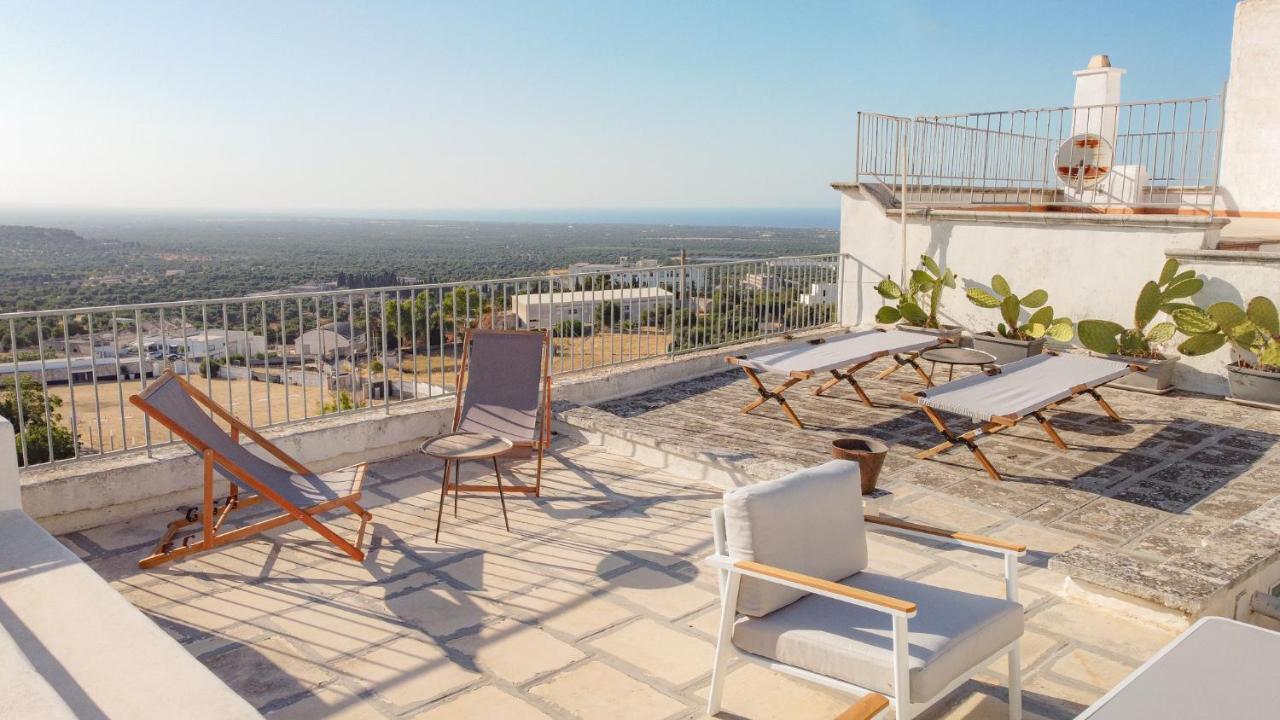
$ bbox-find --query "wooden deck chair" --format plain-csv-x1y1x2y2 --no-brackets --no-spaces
901,352,1141,482
129,371,372,569
725,329,944,429
444,328,552,499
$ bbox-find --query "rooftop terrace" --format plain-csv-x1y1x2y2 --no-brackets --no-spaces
560,360,1280,618
68,439,1178,720
4,252,1278,718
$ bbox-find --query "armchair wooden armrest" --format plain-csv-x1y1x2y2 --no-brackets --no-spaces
834,693,890,720
866,516,1026,555
731,559,917,616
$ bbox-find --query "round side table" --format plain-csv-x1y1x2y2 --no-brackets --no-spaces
421,431,515,542
919,346,998,383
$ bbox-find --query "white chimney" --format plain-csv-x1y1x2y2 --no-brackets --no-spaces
1071,54,1125,146
1065,55,1145,206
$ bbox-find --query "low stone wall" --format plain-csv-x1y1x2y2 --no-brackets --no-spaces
19,336,803,534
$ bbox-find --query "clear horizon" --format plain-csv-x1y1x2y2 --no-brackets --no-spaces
1,1,1235,213
0,204,841,230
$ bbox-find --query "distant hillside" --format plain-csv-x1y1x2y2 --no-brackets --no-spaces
0,216,837,313
0,225,95,249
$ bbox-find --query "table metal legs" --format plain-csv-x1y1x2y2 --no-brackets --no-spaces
435,457,512,542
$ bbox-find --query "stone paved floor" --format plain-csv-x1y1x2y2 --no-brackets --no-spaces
65,440,1177,719
558,358,1280,615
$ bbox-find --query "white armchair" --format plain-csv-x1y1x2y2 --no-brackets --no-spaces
705,460,1026,720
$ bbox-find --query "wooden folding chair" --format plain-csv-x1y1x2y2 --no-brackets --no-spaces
902,352,1139,482
130,371,372,569
725,329,943,429
436,328,552,503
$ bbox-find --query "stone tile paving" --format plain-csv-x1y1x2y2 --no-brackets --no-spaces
557,357,1280,615
68,440,1177,719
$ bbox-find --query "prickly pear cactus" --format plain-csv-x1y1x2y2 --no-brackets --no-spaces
965,274,1073,342
874,255,955,328
1175,295,1280,372
1076,258,1197,359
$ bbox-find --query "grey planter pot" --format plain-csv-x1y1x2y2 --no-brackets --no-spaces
1227,363,1280,409
1106,353,1180,394
970,332,1045,365
897,323,964,342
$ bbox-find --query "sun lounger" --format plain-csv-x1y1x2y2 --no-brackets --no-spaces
902,352,1139,481
130,371,373,568
726,329,945,428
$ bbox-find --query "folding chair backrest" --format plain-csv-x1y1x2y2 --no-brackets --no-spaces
137,374,290,493
455,330,547,443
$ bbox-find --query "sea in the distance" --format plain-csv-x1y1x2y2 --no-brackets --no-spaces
357,207,839,230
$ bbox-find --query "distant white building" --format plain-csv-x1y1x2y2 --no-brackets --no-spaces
294,322,364,358
549,257,707,291
799,282,838,306
511,287,674,330
146,330,265,359
742,273,782,291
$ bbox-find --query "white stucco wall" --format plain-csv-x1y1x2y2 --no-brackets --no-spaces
1217,0,1280,214
835,186,1276,394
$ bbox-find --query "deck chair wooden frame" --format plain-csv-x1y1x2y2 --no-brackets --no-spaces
130,371,372,569
902,352,1141,482
726,329,942,430
445,328,553,498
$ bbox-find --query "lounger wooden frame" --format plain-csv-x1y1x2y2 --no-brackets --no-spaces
726,329,943,430
130,371,372,569
445,328,553,498
902,353,1143,482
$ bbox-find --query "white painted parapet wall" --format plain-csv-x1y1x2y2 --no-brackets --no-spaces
0,422,264,719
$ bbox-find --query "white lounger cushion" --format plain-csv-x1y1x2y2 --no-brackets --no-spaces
733,570,1023,703
917,353,1130,422
732,329,939,376
722,460,868,617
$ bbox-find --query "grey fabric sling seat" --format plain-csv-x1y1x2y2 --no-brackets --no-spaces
725,328,944,429
902,352,1139,481
705,461,1027,720
130,371,372,569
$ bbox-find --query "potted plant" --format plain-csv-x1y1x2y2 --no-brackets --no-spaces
1075,258,1200,394
1173,295,1280,408
873,255,962,340
831,436,889,494
964,275,1074,364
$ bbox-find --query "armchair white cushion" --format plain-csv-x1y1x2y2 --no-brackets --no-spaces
723,459,868,616
733,570,1022,702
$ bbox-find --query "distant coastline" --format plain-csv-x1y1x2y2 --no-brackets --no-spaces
387,208,840,230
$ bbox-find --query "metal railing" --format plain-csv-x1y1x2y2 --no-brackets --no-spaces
1,254,841,468
857,95,1222,214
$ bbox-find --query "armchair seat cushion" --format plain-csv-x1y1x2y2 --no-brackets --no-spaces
732,571,1023,703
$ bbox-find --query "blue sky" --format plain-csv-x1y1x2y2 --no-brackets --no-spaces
0,1,1237,214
